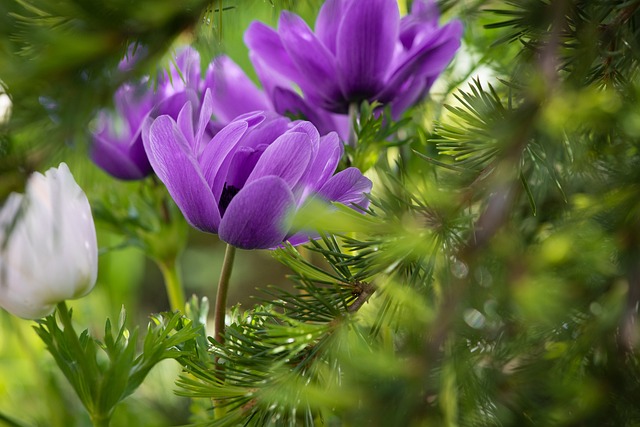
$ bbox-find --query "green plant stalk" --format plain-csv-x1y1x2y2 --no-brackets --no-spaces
157,258,186,312
348,102,359,147
213,244,236,420
214,244,236,344
89,414,111,427
218,0,223,40
56,302,112,427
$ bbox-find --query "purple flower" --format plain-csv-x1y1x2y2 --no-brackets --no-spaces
245,0,462,115
91,83,156,180
91,47,201,180
142,90,372,249
203,55,349,141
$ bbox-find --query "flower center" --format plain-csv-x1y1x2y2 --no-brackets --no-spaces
218,183,240,217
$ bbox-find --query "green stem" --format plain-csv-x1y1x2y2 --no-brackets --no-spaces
218,0,223,41
213,244,236,420
90,415,111,427
348,102,359,147
157,259,186,312
214,244,236,344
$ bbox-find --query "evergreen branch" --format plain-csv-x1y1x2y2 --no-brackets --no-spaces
177,242,385,425
425,0,572,361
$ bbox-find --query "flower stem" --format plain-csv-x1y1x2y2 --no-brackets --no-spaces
214,244,236,344
90,415,111,427
348,102,359,147
157,259,186,312
218,0,223,41
212,244,236,420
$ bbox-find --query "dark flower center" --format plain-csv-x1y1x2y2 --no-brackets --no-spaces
218,183,240,217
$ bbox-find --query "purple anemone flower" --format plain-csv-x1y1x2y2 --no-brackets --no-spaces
91,46,201,180
142,89,372,249
203,55,349,141
245,0,463,115
91,83,155,180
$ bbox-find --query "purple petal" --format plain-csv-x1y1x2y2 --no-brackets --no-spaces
246,131,313,188
199,120,250,199
237,114,291,150
232,110,268,128
91,96,153,180
244,21,302,83
114,83,154,129
177,101,195,149
153,89,199,121
278,12,344,110
157,46,202,96
205,56,271,125
295,132,343,205
271,87,338,137
305,132,343,190
144,115,221,232
287,121,320,153
225,144,268,189
400,0,440,48
218,175,295,249
379,20,462,103
390,75,437,118
315,0,349,55
412,0,440,19
329,113,350,142
336,0,399,102
317,167,372,210
118,44,148,73
196,89,214,147
250,53,294,99
91,131,151,180
284,231,316,247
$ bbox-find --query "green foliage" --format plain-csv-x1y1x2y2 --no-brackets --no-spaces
177,239,380,425
345,101,411,172
4,0,640,426
34,303,200,425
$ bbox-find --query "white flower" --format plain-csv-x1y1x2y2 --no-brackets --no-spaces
0,92,10,124
0,163,98,319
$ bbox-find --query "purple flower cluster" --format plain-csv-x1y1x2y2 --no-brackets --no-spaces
143,90,370,249
245,0,462,116
91,0,461,249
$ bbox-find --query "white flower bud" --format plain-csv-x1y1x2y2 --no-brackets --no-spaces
0,163,98,319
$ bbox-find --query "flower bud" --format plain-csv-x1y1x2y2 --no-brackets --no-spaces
0,163,98,319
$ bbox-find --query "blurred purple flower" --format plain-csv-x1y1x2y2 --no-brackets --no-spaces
203,55,349,140
117,44,148,73
142,90,372,249
91,46,201,180
245,0,462,116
